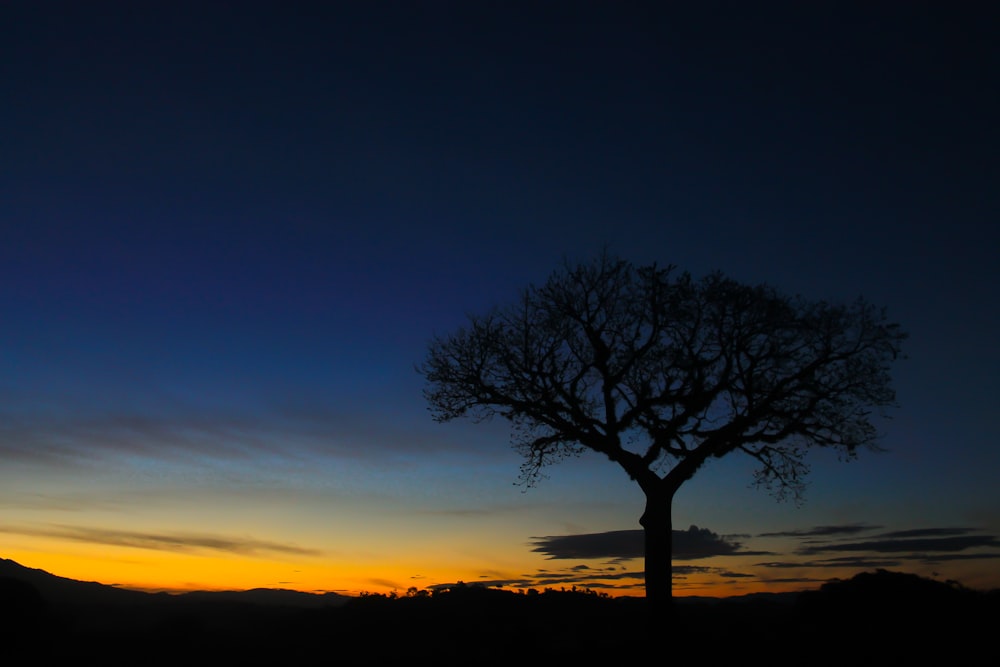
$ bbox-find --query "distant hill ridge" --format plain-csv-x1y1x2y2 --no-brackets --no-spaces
0,557,350,609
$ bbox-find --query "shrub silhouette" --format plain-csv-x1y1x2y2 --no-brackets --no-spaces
798,568,981,616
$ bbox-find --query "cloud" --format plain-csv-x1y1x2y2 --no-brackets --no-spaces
366,578,406,591
513,523,1000,594
0,408,286,468
749,523,1000,585
756,557,904,570
878,527,982,539
0,523,322,557
758,523,879,538
529,525,746,561
716,570,756,579
795,530,1000,555
0,390,464,471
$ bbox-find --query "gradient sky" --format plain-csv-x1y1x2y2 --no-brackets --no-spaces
1,2,998,598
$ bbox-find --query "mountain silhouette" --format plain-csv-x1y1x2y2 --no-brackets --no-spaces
1,558,155,608
0,557,348,610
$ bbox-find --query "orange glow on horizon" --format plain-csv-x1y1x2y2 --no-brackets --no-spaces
5,545,827,600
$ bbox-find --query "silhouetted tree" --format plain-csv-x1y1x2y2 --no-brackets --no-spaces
419,252,906,615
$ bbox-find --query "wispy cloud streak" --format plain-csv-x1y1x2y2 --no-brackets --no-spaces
0,523,322,557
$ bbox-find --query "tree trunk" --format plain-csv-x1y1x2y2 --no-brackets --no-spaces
640,491,674,617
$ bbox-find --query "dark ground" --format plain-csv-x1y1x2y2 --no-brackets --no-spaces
2,569,996,665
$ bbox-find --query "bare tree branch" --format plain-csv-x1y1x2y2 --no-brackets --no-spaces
418,251,907,609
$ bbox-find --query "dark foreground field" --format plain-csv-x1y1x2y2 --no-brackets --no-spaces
2,568,996,665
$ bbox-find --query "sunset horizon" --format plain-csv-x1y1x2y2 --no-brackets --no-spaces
2,0,998,631
7,506,999,601
9,550,992,601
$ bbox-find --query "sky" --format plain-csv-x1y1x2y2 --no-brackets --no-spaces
1,1,998,599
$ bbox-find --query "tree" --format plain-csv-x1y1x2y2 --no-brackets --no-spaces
418,252,906,614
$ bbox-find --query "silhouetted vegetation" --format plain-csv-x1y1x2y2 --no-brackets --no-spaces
420,252,907,612
1,565,994,665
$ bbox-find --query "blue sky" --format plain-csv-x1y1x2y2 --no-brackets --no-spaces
1,1,998,597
